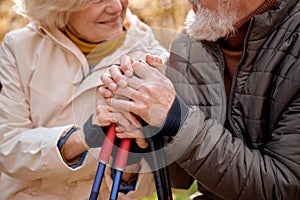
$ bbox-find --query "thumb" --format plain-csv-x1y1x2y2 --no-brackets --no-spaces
120,55,134,77
146,54,165,74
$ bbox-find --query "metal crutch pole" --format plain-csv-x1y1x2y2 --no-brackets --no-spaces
144,123,173,200
109,138,131,200
89,123,117,200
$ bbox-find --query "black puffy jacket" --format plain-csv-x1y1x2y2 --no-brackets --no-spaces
165,0,300,199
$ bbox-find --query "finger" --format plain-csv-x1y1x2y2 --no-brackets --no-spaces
95,111,117,126
117,130,148,149
146,54,163,67
118,129,144,139
95,103,111,118
95,99,118,125
130,61,153,80
96,109,132,128
99,86,113,99
119,55,134,77
107,97,138,116
126,75,144,90
114,113,132,131
101,71,118,91
147,62,168,79
131,61,165,81
114,86,141,103
135,138,148,149
122,112,141,128
134,137,148,149
109,65,128,88
115,125,127,133
96,98,109,106
146,54,165,74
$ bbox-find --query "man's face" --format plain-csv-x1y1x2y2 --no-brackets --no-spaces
185,0,237,41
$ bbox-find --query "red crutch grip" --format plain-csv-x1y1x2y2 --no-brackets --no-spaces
114,138,131,170
99,123,116,164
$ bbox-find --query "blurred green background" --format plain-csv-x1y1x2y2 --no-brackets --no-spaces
0,0,198,199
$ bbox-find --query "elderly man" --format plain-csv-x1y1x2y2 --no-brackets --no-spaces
101,0,300,199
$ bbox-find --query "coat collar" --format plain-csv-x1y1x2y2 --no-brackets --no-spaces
247,0,298,41
28,21,90,78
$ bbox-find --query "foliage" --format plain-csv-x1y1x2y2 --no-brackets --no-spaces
0,0,28,41
0,0,191,41
129,0,190,31
141,181,198,200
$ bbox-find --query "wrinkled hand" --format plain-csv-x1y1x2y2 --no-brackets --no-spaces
94,98,148,149
100,55,176,128
100,54,165,97
94,98,139,128
119,54,165,75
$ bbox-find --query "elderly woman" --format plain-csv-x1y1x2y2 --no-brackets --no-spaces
0,0,168,199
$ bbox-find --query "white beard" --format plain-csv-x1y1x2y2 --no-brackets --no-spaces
184,1,237,42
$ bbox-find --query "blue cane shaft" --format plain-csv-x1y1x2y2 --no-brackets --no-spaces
109,138,131,200
89,124,117,200
89,163,106,200
109,170,123,200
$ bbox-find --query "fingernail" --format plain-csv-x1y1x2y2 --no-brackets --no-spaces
125,70,133,77
116,133,124,138
109,82,117,90
148,55,154,60
118,79,127,88
115,126,122,132
105,90,112,98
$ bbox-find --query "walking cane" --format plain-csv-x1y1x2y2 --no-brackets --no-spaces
109,138,131,200
89,123,117,200
89,123,131,200
143,123,173,200
90,123,173,200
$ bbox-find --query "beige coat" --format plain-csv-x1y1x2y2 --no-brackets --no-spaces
0,11,169,199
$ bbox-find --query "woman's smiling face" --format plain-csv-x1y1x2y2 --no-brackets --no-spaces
67,0,128,43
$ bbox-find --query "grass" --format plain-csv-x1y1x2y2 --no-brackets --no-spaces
141,181,198,200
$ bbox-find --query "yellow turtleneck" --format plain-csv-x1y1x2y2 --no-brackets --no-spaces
63,27,126,67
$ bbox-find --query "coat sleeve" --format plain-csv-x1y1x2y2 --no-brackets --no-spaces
166,94,300,199
164,29,300,199
0,34,78,181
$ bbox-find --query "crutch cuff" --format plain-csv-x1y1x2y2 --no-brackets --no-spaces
83,115,109,148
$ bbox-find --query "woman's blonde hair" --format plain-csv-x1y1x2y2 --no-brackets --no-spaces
13,0,94,28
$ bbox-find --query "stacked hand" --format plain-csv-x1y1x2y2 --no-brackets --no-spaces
86,54,176,160
99,55,176,200
99,54,176,130
93,99,147,149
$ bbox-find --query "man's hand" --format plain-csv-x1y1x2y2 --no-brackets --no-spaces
100,56,176,128
100,54,165,98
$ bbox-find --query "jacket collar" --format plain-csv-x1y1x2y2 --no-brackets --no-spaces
28,22,90,78
247,0,298,41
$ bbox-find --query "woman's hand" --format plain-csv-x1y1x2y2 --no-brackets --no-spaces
101,61,176,128
94,97,148,148
100,54,165,98
94,98,140,128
